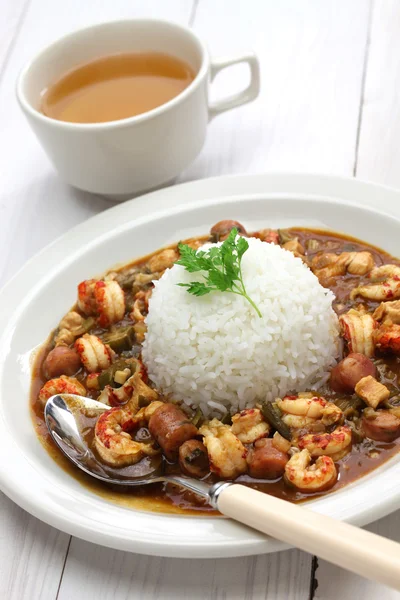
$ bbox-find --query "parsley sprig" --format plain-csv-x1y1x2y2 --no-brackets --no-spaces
176,228,262,317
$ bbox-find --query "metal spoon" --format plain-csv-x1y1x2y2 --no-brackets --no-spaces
45,393,221,502
45,393,400,591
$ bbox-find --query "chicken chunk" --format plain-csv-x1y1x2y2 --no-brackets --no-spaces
355,375,390,409
54,311,85,346
351,280,400,302
282,239,305,258
199,419,247,479
148,249,179,273
351,265,400,302
370,265,400,281
311,251,374,281
346,252,375,275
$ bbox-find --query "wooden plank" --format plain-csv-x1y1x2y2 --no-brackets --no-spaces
316,2,400,597
0,493,70,600
315,512,400,599
0,4,73,600
58,539,312,600
0,4,195,600
180,0,370,182
56,3,367,600
0,0,29,76
181,1,370,598
356,0,400,187
0,1,378,599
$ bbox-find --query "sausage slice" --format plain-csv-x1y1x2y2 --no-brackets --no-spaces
330,353,376,394
148,403,198,461
43,346,81,379
246,438,288,479
179,439,209,478
362,412,400,442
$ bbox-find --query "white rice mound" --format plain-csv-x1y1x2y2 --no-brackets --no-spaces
142,237,339,419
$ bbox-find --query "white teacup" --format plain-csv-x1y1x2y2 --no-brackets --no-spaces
17,19,260,200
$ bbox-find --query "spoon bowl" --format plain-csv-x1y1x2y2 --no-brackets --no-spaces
45,394,213,497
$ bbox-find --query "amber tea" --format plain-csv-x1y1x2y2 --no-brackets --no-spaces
41,52,195,123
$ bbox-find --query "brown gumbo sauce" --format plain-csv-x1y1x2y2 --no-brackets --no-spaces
31,224,400,514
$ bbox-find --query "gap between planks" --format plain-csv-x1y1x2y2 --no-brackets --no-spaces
353,0,374,177
0,0,31,83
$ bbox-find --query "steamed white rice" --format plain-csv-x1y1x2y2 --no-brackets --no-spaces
142,237,339,418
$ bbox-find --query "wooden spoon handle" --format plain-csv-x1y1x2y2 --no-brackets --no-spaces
217,484,400,590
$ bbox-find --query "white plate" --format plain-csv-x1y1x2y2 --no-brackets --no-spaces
1,173,400,558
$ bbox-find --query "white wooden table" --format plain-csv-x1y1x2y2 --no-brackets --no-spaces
1,1,400,598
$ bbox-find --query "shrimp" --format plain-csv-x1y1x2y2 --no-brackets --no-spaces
77,279,125,327
277,395,329,419
75,334,113,373
297,426,352,461
94,281,125,327
321,403,345,426
375,323,400,355
199,418,247,479
77,279,97,314
38,375,86,407
284,449,337,492
94,402,161,467
131,289,152,322
147,248,179,273
231,408,270,443
339,308,376,357
276,394,342,430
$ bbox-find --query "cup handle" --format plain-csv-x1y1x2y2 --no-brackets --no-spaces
208,53,260,120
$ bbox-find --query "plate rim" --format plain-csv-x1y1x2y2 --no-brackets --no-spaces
1,172,400,558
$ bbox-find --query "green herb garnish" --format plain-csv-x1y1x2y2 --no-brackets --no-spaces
176,228,262,317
